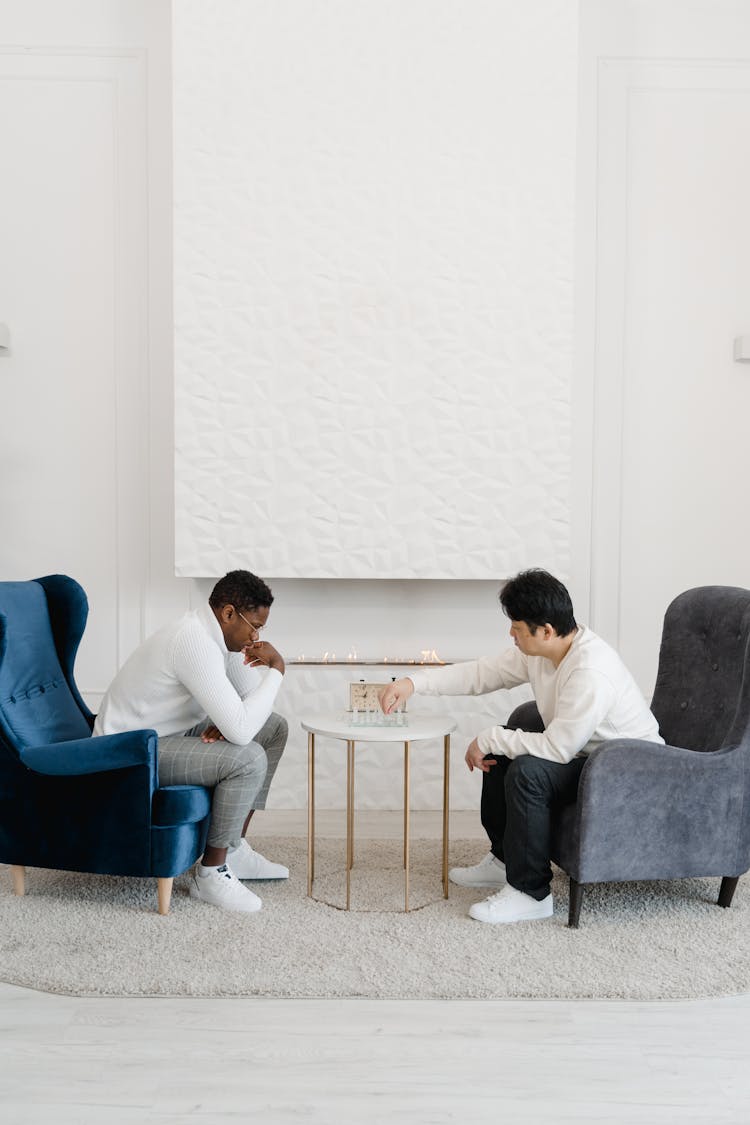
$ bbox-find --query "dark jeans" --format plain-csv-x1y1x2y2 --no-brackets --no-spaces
480,753,586,900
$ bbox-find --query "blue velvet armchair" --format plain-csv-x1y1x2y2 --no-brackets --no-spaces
0,575,211,913
506,585,750,927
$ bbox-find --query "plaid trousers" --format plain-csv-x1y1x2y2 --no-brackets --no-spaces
157,712,288,850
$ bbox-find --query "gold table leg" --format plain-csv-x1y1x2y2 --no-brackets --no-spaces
404,740,410,912
346,739,355,910
307,732,315,895
443,733,450,898
349,741,355,869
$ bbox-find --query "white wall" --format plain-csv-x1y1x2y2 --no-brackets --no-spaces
2,0,749,809
0,3,161,687
578,0,750,691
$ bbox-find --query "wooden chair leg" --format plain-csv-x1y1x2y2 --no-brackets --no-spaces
157,877,174,915
11,865,25,896
718,876,739,908
568,877,584,928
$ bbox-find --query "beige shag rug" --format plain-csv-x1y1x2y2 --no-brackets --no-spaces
1,837,748,1000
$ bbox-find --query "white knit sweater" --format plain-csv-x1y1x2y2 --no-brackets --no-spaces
408,625,663,764
93,603,283,744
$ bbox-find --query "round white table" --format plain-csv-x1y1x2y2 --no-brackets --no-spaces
300,712,457,912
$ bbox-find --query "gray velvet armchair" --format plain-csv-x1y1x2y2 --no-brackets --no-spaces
506,585,750,927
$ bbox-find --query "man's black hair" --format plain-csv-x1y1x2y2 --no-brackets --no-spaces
209,570,274,613
499,569,577,636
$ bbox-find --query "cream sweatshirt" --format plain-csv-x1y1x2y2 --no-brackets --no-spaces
93,603,283,744
408,625,663,764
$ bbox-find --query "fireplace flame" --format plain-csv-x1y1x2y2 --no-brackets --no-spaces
290,647,446,665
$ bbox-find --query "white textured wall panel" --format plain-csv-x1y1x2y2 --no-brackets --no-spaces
174,0,577,578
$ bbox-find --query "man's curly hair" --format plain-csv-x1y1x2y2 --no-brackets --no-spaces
209,570,274,613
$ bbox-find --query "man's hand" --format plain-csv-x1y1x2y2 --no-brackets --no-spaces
379,678,414,714
201,724,225,744
465,738,497,773
242,640,285,674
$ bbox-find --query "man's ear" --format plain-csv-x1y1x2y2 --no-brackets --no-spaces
542,623,556,641
219,604,236,623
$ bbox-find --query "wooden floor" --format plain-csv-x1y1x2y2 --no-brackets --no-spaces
2,811,749,1123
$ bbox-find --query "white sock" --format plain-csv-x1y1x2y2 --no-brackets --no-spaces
198,862,222,877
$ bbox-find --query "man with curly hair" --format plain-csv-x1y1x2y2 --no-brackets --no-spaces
95,570,289,914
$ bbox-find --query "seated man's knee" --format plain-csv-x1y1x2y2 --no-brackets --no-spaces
226,741,268,782
260,712,288,755
506,755,549,792
275,714,288,749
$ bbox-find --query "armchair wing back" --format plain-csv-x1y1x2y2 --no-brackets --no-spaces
651,585,750,753
0,576,93,750
0,576,211,913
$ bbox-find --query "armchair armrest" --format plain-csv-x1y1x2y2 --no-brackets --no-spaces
20,729,158,782
572,738,746,882
581,737,739,799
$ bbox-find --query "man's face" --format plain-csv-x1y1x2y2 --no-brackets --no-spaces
219,603,270,653
509,619,551,657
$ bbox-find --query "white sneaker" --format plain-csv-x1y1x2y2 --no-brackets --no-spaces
227,839,289,880
469,884,553,925
449,851,507,888
190,864,263,913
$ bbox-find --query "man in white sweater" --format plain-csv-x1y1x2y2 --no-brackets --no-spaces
95,570,289,914
380,569,663,925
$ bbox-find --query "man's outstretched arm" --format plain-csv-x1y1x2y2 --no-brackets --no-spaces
381,650,530,714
